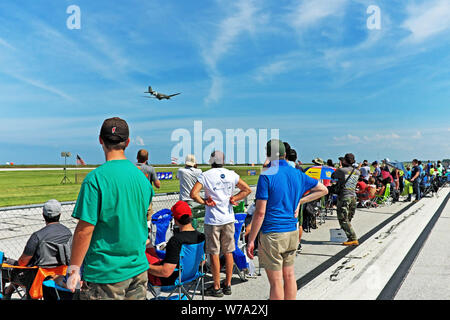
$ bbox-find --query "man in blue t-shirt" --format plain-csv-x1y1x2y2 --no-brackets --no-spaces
246,139,328,300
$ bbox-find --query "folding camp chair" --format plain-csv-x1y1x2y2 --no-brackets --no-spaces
232,213,249,282
148,241,206,300
375,183,392,206
42,279,74,300
150,209,174,259
0,256,67,300
1,240,70,300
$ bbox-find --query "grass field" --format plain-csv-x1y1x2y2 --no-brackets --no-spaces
0,166,261,208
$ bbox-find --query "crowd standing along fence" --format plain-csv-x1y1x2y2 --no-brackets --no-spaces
0,186,257,260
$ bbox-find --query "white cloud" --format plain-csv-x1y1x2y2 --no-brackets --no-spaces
288,0,348,32
254,59,290,82
204,73,223,104
412,131,422,139
402,0,450,43
333,134,362,145
201,0,264,104
134,136,145,146
333,132,401,146
9,74,74,101
203,0,260,70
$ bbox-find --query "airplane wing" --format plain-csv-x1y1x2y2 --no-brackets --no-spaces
168,93,181,98
142,96,158,99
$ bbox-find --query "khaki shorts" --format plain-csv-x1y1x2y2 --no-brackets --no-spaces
258,230,299,271
204,222,235,255
80,270,148,300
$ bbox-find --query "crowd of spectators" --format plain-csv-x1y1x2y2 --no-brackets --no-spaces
1,117,448,301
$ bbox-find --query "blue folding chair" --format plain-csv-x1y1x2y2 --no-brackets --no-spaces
148,241,206,300
42,280,74,300
233,213,249,282
150,209,173,259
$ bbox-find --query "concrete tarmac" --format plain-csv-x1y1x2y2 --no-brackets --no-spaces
2,186,449,300
394,192,450,300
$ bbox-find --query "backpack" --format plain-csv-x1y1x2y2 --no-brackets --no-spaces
302,202,318,232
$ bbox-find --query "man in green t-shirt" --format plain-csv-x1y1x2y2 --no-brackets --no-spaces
67,117,154,300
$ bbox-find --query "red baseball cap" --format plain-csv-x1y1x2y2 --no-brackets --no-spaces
171,201,192,221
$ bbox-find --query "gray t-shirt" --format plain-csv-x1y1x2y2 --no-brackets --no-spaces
332,166,360,199
177,166,202,201
360,166,370,180
23,223,72,267
136,163,158,186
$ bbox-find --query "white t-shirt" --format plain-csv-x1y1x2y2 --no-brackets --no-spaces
177,167,202,201
197,168,240,226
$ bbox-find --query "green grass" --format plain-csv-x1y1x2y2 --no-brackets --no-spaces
0,166,260,208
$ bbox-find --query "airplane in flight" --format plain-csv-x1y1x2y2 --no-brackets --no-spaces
144,86,181,100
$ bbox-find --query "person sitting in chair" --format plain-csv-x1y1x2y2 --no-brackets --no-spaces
2,199,72,299
146,201,205,287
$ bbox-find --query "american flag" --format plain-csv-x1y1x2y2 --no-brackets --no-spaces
171,157,178,165
76,154,86,166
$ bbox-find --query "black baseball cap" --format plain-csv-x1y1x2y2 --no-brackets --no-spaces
100,117,129,143
344,153,355,164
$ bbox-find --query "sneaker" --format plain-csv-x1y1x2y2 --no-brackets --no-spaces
221,282,232,295
342,240,359,246
297,243,302,252
205,285,224,297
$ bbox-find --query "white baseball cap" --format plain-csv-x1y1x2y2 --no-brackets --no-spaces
185,154,197,167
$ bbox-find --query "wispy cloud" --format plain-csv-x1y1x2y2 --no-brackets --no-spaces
333,132,401,146
254,59,290,82
10,74,74,101
0,37,15,50
201,0,265,104
287,0,348,32
402,0,450,43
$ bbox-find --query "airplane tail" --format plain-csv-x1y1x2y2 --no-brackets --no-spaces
145,86,153,93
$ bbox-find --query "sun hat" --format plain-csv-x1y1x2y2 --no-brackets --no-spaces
312,158,325,165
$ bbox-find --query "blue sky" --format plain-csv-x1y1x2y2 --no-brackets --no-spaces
1,0,449,165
